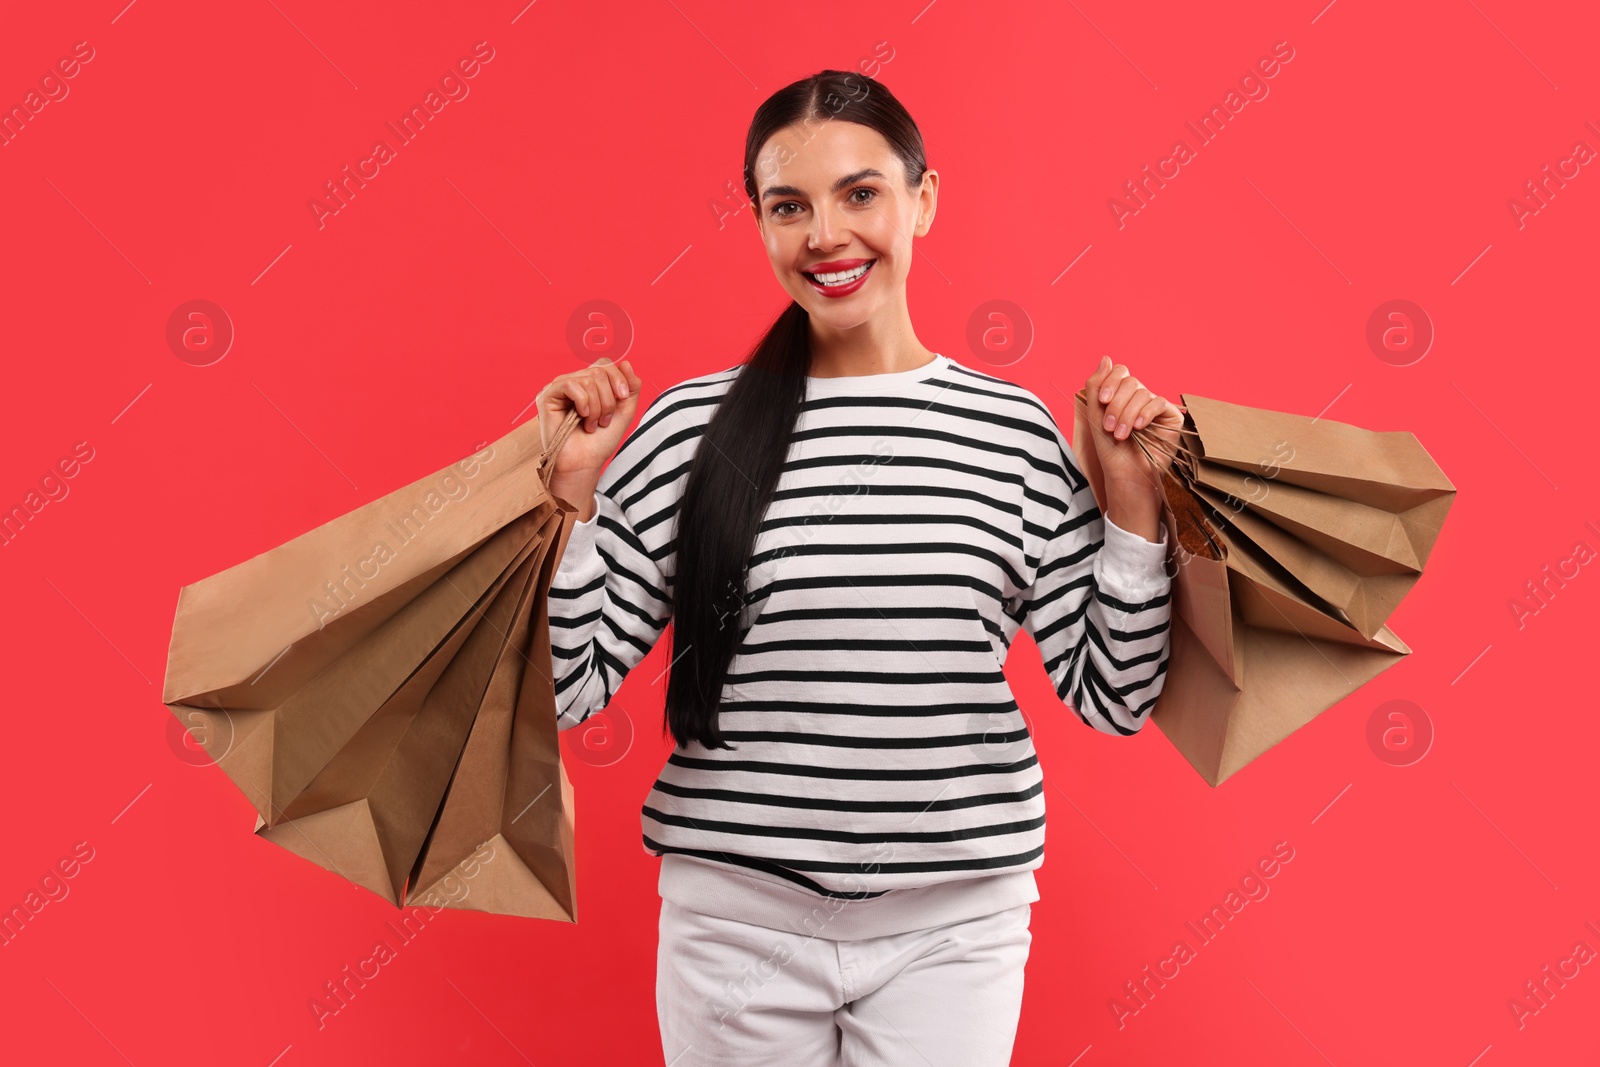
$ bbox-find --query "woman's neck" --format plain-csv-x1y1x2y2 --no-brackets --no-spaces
806,312,936,379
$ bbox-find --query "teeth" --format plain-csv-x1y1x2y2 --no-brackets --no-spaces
808,261,872,286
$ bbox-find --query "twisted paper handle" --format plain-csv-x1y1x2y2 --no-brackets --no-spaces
1071,388,1226,559
1071,387,1201,469
535,408,584,490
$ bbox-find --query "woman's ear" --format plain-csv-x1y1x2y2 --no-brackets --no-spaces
914,169,939,237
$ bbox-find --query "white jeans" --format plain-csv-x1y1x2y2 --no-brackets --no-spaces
656,898,1032,1066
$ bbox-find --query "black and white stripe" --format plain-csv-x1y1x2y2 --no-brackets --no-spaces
547,355,1172,897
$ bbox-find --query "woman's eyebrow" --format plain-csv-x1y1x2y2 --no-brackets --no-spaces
760,168,888,202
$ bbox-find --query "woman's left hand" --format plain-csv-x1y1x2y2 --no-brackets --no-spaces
1086,355,1184,501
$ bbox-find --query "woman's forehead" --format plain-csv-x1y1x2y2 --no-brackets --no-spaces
755,123,898,191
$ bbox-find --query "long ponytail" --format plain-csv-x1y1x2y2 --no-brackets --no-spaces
664,301,810,748
663,69,928,749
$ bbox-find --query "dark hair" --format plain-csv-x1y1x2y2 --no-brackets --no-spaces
662,69,929,749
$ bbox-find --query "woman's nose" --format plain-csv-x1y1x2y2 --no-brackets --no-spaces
808,205,845,249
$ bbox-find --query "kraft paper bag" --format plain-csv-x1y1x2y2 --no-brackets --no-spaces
164,416,557,711
1179,394,1455,640
407,506,578,921
261,514,547,904
1071,390,1452,786
163,409,586,919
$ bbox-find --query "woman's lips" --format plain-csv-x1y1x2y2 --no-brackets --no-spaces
803,259,875,298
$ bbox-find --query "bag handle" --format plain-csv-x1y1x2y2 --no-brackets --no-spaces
535,408,583,489
1071,387,1201,467
1071,388,1226,559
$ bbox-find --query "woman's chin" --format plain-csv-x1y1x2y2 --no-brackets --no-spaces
801,295,878,327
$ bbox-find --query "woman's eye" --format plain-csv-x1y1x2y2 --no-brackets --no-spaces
770,189,874,217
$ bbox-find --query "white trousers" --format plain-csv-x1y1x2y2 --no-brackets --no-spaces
656,898,1032,1066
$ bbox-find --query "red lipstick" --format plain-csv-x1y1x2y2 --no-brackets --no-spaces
802,258,875,299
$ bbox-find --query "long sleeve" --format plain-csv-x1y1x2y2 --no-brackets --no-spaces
546,459,675,733
1020,442,1173,737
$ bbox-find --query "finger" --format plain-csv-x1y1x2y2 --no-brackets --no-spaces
542,381,579,423
595,360,631,401
586,368,618,419
1107,383,1145,438
560,378,587,417
1110,388,1149,439
594,365,623,412
564,379,598,427
1096,360,1127,405
1103,377,1145,433
1129,393,1167,430
582,381,608,432
619,359,642,394
602,364,629,401
542,375,577,406
1088,361,1121,437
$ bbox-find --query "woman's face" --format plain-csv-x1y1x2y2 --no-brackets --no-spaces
751,120,936,330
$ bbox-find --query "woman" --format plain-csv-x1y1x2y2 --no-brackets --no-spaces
535,69,1183,1067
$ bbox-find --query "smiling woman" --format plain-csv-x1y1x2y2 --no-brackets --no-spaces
534,68,1180,1067
745,96,938,379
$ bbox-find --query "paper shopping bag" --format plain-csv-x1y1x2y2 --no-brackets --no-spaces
163,408,587,919
1175,394,1454,640
406,504,579,920
1071,390,1452,786
257,512,550,905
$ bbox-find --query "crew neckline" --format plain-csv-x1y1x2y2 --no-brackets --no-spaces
803,352,951,396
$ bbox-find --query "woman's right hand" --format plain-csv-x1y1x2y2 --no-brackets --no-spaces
537,357,644,479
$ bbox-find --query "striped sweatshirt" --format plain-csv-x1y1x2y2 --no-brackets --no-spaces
547,352,1173,939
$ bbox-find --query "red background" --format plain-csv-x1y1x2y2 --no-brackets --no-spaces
2,1,1596,1064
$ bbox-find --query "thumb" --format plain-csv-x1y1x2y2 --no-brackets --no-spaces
1090,355,1112,406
